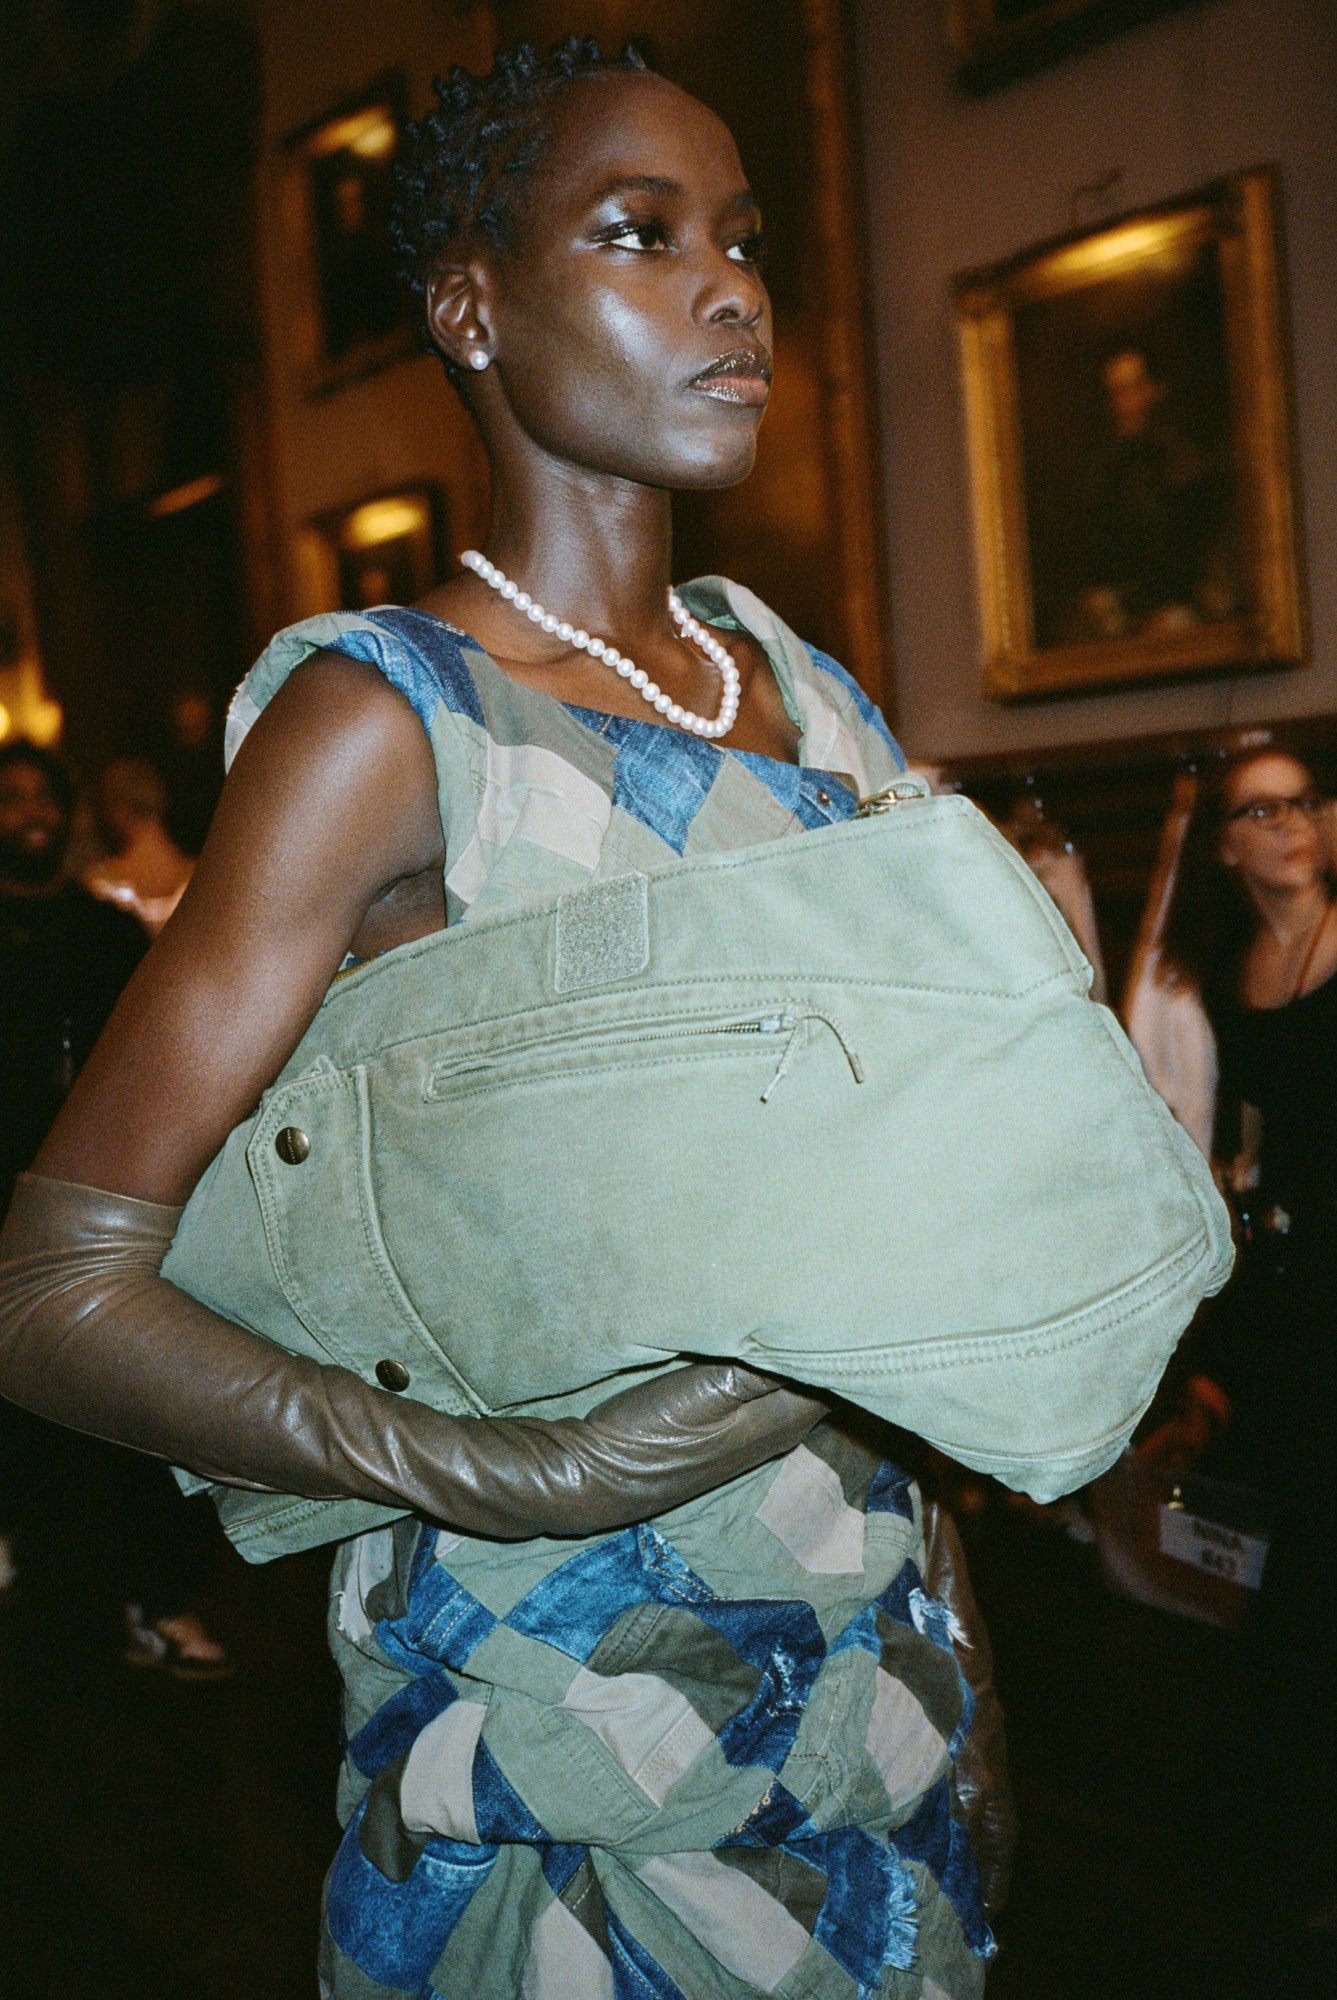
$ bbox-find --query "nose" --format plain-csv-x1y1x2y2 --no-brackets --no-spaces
695,250,767,330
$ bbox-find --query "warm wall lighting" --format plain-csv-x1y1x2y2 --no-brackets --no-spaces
342,495,428,550
309,106,396,161
148,472,226,519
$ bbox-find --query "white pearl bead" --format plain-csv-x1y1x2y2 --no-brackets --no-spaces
629,668,649,690
514,591,532,610
526,603,544,622
572,630,589,649
541,612,558,633
602,648,620,667
500,579,518,600
583,633,600,653
667,703,684,724
653,692,672,713
616,658,635,678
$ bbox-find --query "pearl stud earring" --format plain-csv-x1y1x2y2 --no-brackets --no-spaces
469,348,490,372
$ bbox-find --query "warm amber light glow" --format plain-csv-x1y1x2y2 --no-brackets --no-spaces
309,106,396,161
148,473,226,519
341,496,426,550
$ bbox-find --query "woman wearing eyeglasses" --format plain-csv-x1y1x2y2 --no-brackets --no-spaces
1159,744,1337,1931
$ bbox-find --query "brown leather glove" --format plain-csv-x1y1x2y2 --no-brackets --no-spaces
0,1172,825,1541
923,1499,1017,1917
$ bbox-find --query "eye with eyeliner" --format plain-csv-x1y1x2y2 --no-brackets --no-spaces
728,230,766,266
595,216,672,252
591,218,767,264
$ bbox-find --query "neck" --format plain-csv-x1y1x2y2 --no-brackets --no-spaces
1245,875,1330,945
480,440,675,645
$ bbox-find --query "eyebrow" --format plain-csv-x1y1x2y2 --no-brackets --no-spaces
589,173,760,214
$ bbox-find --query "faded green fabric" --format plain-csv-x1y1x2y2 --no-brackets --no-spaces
164,583,1231,1560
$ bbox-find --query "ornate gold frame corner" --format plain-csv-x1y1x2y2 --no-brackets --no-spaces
954,166,1307,703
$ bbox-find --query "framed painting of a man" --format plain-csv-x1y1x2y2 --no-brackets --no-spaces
285,78,418,395
955,166,1305,700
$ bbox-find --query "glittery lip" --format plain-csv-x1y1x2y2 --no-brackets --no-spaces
687,346,772,405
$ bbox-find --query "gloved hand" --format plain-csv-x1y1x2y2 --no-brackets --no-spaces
923,1498,1017,1917
0,1172,826,1540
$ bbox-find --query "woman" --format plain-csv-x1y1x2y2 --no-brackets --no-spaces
0,42,996,1997
1159,744,1337,1920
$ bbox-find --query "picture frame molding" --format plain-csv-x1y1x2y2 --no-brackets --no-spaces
283,72,418,399
954,165,1306,702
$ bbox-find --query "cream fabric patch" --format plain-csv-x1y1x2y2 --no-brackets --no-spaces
521,1894,616,2000
755,1445,867,1575
865,1667,948,1815
635,1851,812,1992
334,1525,396,1644
561,1664,715,1806
399,1699,488,1841
447,738,612,908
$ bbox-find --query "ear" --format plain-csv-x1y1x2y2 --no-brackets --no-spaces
425,261,495,372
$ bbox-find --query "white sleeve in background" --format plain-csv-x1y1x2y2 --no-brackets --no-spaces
1125,952,1217,1158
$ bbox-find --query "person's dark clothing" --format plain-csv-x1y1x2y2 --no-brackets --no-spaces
0,879,217,1630
0,882,146,1207
1205,970,1337,1910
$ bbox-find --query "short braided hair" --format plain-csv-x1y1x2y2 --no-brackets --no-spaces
392,36,652,383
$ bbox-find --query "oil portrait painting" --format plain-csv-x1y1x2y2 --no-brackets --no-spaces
955,167,1305,699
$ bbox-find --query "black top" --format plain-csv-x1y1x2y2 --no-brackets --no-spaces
0,884,146,1204
1216,965,1337,1214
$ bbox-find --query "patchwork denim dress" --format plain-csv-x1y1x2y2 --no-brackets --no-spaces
227,580,993,2000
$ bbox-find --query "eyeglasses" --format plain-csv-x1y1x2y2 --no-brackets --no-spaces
1224,791,1327,826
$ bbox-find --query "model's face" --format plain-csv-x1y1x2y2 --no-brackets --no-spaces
0,761,68,884
1218,753,1328,894
476,74,772,490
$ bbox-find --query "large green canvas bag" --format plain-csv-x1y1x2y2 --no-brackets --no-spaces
164,777,1232,1552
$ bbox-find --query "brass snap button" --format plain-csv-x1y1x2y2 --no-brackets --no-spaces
376,1359,411,1393
275,1126,310,1165
815,787,832,808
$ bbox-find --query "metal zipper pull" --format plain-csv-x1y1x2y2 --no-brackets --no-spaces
855,777,931,817
761,1008,865,1103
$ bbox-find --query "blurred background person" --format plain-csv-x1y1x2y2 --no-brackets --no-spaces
0,738,226,1673
1123,766,1219,1157
85,755,194,935
1155,744,1337,1927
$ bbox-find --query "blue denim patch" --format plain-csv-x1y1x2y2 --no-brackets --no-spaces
325,1797,498,1989
353,607,488,729
804,1825,919,1986
802,646,905,766
472,1738,549,1844
894,1777,995,1958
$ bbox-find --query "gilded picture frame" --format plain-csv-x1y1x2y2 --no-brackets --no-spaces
284,77,418,396
954,166,1305,702
293,485,447,618
951,0,1198,95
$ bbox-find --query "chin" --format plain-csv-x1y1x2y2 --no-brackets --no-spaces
665,438,761,493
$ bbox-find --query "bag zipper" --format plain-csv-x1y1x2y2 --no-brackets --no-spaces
855,779,930,817
425,1006,864,1102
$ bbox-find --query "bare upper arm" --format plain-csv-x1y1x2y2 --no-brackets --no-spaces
36,651,444,1205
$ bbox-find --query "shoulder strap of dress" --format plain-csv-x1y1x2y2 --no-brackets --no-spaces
224,608,491,770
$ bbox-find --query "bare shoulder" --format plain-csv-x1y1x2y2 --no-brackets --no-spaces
37,647,444,1204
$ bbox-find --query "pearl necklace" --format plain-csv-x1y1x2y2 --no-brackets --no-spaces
460,549,740,740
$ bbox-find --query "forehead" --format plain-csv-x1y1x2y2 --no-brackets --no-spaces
536,73,749,210
1223,752,1313,804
